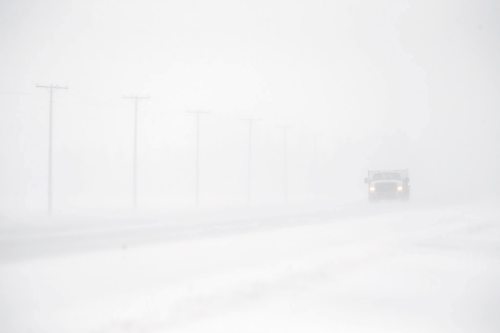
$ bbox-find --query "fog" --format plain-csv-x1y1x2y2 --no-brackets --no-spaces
1,0,498,215
1,1,500,332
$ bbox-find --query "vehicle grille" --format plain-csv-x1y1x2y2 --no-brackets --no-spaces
375,183,397,192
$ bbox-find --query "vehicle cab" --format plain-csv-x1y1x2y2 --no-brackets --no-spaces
365,170,410,201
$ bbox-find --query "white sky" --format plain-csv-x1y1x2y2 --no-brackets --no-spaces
0,0,499,214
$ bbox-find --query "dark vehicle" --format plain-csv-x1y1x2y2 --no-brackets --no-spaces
364,170,410,201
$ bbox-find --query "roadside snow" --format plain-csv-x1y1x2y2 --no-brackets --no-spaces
1,200,499,333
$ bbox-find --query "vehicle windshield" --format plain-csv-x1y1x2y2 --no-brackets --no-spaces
373,172,401,180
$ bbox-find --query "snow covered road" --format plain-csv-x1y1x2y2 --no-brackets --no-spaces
1,200,500,333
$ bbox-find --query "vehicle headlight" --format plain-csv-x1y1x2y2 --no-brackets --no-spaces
397,185,403,191
369,186,375,192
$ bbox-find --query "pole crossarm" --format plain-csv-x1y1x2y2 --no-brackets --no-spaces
122,95,149,101
185,110,210,115
36,85,68,90
241,117,261,123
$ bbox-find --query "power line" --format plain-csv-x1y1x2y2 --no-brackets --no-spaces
0,91,31,96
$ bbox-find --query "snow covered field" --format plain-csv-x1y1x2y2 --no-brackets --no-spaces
1,199,500,333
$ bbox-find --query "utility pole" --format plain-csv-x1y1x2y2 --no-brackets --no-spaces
311,134,319,199
36,84,68,216
242,118,260,203
186,111,209,207
278,126,289,202
123,95,149,209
